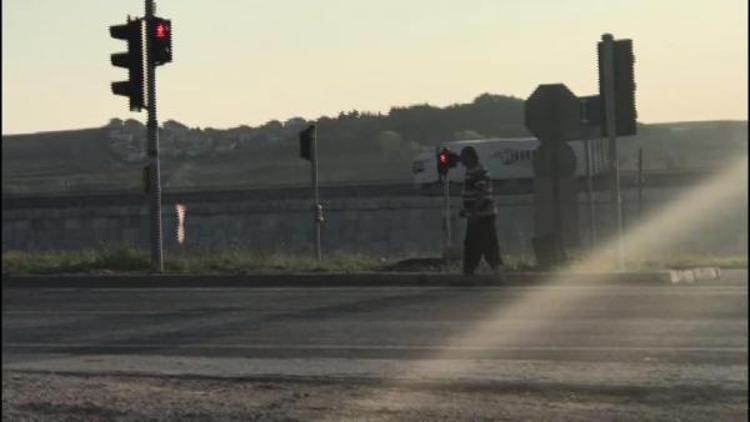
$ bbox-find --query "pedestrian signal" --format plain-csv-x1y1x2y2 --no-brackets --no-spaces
436,148,460,176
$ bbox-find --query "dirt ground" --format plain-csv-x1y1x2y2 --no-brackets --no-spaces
2,371,746,421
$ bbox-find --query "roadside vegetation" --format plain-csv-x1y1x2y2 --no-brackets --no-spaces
1,246,381,275
1,245,745,275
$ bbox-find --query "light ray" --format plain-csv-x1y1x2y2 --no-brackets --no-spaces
331,154,747,416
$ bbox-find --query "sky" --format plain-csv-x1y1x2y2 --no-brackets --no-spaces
2,0,747,134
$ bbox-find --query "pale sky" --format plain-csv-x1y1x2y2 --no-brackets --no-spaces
2,0,747,134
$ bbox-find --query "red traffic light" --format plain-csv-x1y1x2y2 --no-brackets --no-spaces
155,22,169,39
436,148,459,175
150,17,172,66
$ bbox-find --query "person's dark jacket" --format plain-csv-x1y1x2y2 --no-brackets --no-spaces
462,164,496,218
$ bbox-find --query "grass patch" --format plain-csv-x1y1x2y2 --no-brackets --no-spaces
1,245,382,275
2,246,745,275
1,246,149,274
164,249,382,274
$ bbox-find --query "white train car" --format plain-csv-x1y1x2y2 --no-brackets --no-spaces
411,137,608,187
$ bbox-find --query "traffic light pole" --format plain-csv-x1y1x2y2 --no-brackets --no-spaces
311,126,322,261
551,143,564,262
601,33,625,269
584,138,597,247
443,173,452,256
146,0,164,272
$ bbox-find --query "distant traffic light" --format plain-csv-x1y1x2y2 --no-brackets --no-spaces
597,38,637,136
299,124,315,161
580,95,603,127
110,18,144,111
150,17,172,66
436,148,460,176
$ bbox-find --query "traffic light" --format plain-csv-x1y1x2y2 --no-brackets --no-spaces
436,148,460,176
150,17,172,66
580,95,603,127
110,18,144,111
597,38,637,136
299,124,315,161
612,39,636,135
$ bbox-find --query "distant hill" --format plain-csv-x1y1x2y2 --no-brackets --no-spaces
616,120,747,171
2,93,747,194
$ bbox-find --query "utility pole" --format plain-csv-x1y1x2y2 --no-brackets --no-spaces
601,33,625,269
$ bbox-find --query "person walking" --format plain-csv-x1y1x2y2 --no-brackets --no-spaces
458,146,504,275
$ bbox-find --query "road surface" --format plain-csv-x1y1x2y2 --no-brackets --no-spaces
2,270,747,421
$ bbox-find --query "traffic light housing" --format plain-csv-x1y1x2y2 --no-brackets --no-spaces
436,148,460,176
580,95,603,127
299,124,315,161
597,38,637,136
150,17,172,66
110,18,144,111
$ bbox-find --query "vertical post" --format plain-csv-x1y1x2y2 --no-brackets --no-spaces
311,125,322,261
551,143,563,261
637,147,643,221
601,33,624,270
145,0,163,272
443,173,452,256
584,139,597,247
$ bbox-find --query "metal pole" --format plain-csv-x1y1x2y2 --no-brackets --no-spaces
443,173,452,255
311,125,322,261
145,0,163,272
584,138,597,247
637,147,643,221
601,33,624,270
551,143,563,263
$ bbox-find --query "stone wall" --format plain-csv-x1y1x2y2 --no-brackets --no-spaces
2,186,747,259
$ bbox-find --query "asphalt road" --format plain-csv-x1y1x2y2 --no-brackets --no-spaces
2,270,748,420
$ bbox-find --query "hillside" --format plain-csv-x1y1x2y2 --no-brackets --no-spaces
2,93,747,194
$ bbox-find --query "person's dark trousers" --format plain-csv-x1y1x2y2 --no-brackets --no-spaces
463,215,503,275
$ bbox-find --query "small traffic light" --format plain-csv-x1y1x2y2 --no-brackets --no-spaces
580,95,603,127
299,124,315,161
436,148,460,176
110,18,144,111
150,17,172,66
597,38,637,136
